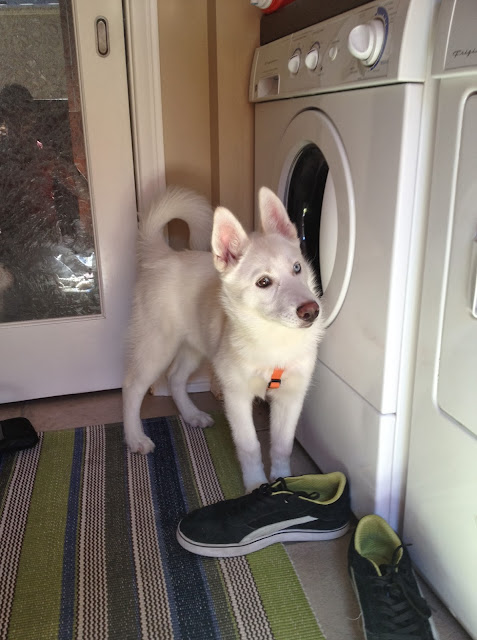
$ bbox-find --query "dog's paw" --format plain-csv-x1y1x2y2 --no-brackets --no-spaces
244,480,265,493
126,434,155,455
243,471,268,493
270,462,291,481
183,410,214,429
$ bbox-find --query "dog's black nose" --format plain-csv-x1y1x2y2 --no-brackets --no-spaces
296,301,319,324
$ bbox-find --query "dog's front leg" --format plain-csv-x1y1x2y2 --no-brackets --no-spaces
269,386,308,481
222,388,267,493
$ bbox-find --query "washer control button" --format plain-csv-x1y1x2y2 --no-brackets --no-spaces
305,44,320,70
329,45,338,61
288,49,301,74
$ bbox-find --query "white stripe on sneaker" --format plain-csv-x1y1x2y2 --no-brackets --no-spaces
176,522,350,557
241,515,317,543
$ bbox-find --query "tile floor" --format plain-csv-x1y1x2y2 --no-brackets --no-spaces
0,390,472,640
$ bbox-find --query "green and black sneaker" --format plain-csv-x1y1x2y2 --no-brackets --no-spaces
176,472,351,557
348,514,436,640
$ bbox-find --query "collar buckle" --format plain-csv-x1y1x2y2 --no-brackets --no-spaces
268,368,284,389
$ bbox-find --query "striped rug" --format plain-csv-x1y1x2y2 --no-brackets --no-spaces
0,413,325,640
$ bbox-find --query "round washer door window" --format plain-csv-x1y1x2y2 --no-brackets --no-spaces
275,109,355,327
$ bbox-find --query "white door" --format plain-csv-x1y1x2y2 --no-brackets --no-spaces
0,0,138,402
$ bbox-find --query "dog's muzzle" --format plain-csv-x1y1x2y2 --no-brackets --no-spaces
296,301,319,326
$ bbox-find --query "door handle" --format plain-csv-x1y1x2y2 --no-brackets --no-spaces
96,17,109,57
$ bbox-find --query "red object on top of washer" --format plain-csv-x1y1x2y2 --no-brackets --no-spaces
251,0,296,15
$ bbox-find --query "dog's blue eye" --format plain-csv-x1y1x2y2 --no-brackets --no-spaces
293,262,301,274
256,276,272,288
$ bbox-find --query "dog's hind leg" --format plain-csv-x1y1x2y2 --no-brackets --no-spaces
167,345,214,428
123,338,176,454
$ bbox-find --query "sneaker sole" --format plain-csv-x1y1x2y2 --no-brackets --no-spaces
177,521,350,557
349,567,370,640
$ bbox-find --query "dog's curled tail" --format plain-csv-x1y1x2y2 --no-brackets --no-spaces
138,186,213,257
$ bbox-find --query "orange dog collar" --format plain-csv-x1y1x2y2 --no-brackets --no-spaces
268,368,284,389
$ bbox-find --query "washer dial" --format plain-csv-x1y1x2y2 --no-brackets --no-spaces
348,18,385,67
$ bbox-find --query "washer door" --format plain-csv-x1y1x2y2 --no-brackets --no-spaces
275,109,355,327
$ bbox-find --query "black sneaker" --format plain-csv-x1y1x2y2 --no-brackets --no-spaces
348,514,436,640
176,472,350,557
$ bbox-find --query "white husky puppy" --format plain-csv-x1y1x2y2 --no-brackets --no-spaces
123,186,325,491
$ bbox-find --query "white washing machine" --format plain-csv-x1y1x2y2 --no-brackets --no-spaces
403,0,477,636
251,0,439,525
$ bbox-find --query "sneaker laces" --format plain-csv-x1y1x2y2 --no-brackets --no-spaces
224,479,318,517
371,546,432,640
222,482,277,517
272,478,321,500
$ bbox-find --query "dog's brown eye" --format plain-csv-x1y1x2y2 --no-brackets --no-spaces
293,262,301,274
256,276,272,288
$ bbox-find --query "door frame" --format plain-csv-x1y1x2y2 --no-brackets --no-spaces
123,2,212,395
124,0,166,213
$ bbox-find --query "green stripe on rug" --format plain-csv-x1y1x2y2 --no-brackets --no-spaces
205,412,244,499
8,430,75,639
247,549,325,640
205,412,325,640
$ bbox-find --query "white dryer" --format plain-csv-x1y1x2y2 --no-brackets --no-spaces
403,0,477,636
251,0,438,525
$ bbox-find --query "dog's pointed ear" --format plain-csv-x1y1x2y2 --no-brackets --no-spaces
212,206,248,272
259,187,297,241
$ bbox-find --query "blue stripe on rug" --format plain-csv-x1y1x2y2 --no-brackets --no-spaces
168,417,193,515
58,428,84,640
142,418,181,636
144,417,221,640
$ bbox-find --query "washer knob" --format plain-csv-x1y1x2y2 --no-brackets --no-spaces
305,45,320,70
288,50,301,74
348,18,385,66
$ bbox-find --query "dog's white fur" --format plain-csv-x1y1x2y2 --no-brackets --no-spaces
122,186,325,491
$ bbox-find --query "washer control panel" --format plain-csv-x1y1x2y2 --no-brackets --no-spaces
250,0,437,101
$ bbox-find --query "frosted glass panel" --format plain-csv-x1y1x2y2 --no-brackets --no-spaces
0,1,100,322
